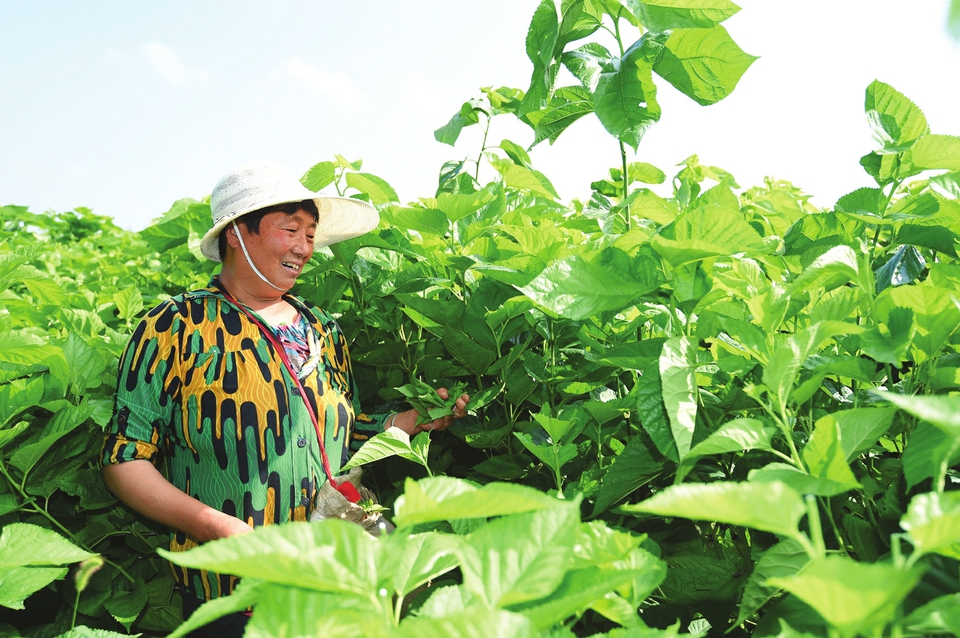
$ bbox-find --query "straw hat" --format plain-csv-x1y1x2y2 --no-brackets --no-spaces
201,161,380,262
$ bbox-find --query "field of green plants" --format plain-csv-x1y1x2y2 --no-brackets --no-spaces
2,1,960,637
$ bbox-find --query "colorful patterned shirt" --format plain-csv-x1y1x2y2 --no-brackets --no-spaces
101,279,388,601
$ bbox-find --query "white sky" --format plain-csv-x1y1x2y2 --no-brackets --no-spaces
2,1,958,231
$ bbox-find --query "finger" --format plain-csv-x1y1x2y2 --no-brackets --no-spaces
436,387,449,400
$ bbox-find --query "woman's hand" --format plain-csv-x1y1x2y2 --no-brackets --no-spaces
390,387,470,436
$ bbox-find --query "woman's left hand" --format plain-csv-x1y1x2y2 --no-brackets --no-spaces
391,387,470,436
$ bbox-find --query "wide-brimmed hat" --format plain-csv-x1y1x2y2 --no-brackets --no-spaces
200,161,380,262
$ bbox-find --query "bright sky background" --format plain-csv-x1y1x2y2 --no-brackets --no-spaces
2,1,959,231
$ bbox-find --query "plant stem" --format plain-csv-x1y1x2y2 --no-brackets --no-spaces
620,141,630,231
805,494,826,559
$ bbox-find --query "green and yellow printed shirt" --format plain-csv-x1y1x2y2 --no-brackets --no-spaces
101,279,387,601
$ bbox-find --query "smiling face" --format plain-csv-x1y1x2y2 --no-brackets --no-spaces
231,208,317,292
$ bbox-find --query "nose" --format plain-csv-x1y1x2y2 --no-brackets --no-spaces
292,231,312,257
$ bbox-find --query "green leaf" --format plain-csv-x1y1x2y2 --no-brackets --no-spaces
735,538,809,626
399,609,536,638
620,480,806,539
345,172,398,205
393,478,564,528
659,336,697,461
900,491,960,559
434,102,481,146
651,201,767,267
859,306,915,366
749,462,854,497
895,224,960,257
386,206,449,236
561,42,611,92
593,37,662,150
531,90,595,147
0,375,44,431
103,579,148,631
787,244,861,295
244,585,379,638
0,523,95,568
0,523,95,610
591,434,665,515
340,428,431,473
876,284,960,359
903,593,960,637
628,161,666,184
873,390,960,439
515,431,578,474
636,362,678,461
766,556,926,638
9,402,96,478
378,532,461,598
903,422,960,490
653,25,757,105
459,501,579,607
301,161,337,191
519,253,654,321
490,159,559,200
864,80,929,153
875,245,925,294
511,559,662,630
166,579,266,638
911,134,960,170
159,519,379,595
801,413,862,493
763,323,843,417
625,0,741,31
677,417,776,482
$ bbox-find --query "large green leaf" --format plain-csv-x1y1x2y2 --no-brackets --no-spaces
749,462,856,498
620,481,806,539
561,42,611,92
859,306,916,366
651,201,767,267
345,172,398,205
9,401,96,479
735,538,809,626
459,501,579,607
378,532,461,598
591,434,665,515
766,556,926,638
625,0,741,31
244,585,380,638
0,375,44,431
635,363,677,461
677,417,776,482
875,245,925,294
393,478,563,528
653,25,757,105
593,37,662,150
800,413,861,493
519,252,654,321
864,80,929,153
911,134,960,170
398,609,536,638
159,519,379,596
659,336,697,461
491,159,559,200
340,428,430,473
873,391,960,439
902,422,960,491
301,161,337,191
900,491,960,560
903,593,960,637
511,557,662,630
531,86,595,147
0,523,95,610
876,284,960,360
514,431,578,475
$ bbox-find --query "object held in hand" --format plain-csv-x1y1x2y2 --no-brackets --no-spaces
309,467,395,537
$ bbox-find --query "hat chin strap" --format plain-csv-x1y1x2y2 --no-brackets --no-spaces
231,221,285,291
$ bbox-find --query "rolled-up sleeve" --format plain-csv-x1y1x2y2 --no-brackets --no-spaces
101,303,178,466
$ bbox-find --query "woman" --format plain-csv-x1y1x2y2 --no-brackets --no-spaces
101,161,468,636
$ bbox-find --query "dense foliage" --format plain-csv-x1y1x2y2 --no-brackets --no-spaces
2,1,960,637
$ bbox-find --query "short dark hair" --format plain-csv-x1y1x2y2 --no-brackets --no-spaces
218,199,320,259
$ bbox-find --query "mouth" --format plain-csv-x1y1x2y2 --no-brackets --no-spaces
280,261,302,274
